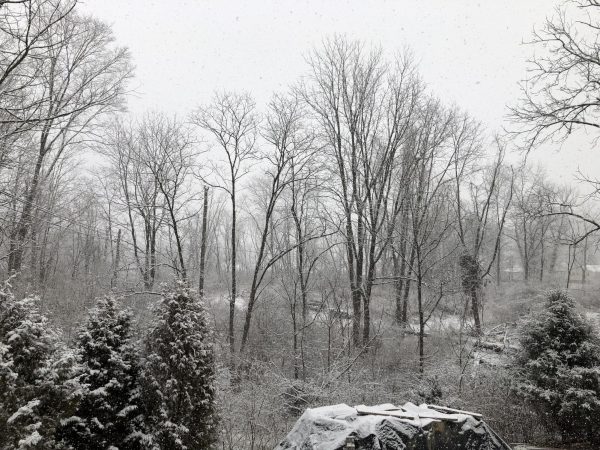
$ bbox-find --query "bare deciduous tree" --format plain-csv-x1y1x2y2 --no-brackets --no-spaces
137,114,196,281
405,97,456,372
240,94,317,353
301,36,422,346
7,12,132,275
454,131,514,334
192,91,259,353
511,1,600,149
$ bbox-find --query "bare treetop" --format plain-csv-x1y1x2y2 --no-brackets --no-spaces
510,0,600,149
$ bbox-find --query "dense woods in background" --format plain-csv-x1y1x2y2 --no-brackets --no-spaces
2,0,600,448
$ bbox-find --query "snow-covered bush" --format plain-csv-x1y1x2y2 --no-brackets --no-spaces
515,290,600,444
56,296,145,449
0,283,78,449
141,281,218,449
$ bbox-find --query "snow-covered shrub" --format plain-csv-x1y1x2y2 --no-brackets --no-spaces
0,283,77,449
417,375,443,404
141,281,218,449
56,296,145,449
514,290,600,444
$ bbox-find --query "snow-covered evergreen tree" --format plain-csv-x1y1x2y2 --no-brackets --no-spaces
0,283,77,449
515,290,600,444
141,281,218,449
57,296,145,449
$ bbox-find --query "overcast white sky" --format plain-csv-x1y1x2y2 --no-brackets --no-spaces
78,0,599,184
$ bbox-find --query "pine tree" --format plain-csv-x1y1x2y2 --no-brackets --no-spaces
141,281,218,449
57,296,145,449
515,290,600,444
0,283,76,449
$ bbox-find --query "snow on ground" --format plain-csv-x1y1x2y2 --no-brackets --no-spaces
205,295,248,311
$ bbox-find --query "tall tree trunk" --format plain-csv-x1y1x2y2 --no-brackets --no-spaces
470,286,481,335
582,237,587,284
567,244,576,289
8,152,44,275
240,208,272,353
344,208,360,347
125,192,148,288
229,188,237,354
149,225,157,289
394,211,410,324
291,193,308,379
523,220,529,281
144,222,151,284
393,253,404,324
496,243,501,286
39,225,50,285
363,235,377,345
292,305,299,380
354,211,365,347
401,243,416,324
198,186,209,297
417,268,425,374
111,229,121,288
166,198,186,281
30,213,38,285
539,241,544,282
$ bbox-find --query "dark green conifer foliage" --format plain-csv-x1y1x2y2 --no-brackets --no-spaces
57,296,144,449
516,290,600,444
142,282,218,449
0,284,76,449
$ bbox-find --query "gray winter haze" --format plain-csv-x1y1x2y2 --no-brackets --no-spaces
2,0,600,449
78,0,598,183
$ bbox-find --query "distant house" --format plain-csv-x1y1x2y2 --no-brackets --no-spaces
585,264,600,273
502,266,523,281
